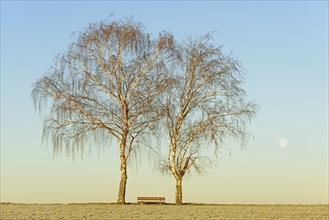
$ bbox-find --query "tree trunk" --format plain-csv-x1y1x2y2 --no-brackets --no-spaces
117,141,127,204
175,176,183,205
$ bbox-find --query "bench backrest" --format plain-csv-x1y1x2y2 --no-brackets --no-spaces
137,197,165,201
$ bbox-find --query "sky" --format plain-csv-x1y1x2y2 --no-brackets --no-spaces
1,1,328,204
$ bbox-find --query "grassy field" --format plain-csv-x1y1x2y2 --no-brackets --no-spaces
1,203,328,220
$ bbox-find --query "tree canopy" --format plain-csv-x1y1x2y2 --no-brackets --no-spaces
158,34,258,204
32,17,175,204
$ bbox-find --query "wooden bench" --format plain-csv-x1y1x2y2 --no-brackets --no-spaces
137,196,165,204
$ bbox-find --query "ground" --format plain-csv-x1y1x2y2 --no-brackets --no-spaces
1,203,328,220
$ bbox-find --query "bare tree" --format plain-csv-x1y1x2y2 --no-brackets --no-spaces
32,17,174,204
158,34,258,205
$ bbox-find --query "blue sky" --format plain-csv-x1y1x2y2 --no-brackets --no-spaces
1,1,328,204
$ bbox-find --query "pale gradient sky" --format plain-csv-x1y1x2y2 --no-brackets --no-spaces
1,1,328,204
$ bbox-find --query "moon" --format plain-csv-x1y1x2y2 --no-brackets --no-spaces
279,138,289,148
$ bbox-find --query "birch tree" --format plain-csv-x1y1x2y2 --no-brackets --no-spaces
159,34,258,205
32,18,174,204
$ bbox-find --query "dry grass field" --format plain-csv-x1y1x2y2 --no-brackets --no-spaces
1,203,328,220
